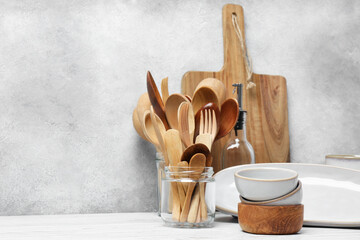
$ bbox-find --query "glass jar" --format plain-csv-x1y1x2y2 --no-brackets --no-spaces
161,166,215,228
155,152,165,216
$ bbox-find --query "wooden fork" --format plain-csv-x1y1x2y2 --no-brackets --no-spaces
195,109,217,151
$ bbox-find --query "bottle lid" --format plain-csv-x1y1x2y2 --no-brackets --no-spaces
232,83,246,130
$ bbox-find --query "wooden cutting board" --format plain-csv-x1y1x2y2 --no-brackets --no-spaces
181,4,290,173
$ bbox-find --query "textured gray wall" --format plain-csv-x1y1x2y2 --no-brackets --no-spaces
0,0,359,215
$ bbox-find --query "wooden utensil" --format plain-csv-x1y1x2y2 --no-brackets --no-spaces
177,161,189,192
181,4,289,172
132,108,148,141
195,109,218,221
161,77,169,104
175,162,186,213
147,71,170,130
164,129,183,221
187,184,200,223
178,102,195,148
164,129,183,166
180,143,212,167
195,109,217,151
194,78,226,107
238,203,304,235
180,153,205,222
150,106,168,165
194,103,220,145
192,87,219,115
136,93,152,123
185,95,192,102
216,98,239,140
142,110,161,152
165,93,189,130
188,104,195,145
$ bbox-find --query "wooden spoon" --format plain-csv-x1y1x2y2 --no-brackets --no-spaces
165,93,189,130
180,143,212,167
147,71,170,129
132,108,148,141
164,129,183,221
136,93,151,123
180,153,205,222
192,87,219,114
161,77,169,104
142,110,161,152
178,102,191,148
164,129,183,166
150,106,168,165
216,98,239,140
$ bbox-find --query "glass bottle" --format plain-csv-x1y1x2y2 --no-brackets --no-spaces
222,84,255,169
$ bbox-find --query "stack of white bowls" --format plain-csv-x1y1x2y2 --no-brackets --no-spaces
234,167,303,206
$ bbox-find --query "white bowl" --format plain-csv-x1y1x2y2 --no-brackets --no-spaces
234,167,298,201
240,180,303,206
325,155,360,171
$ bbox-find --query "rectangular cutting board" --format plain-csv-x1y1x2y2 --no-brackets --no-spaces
181,4,290,172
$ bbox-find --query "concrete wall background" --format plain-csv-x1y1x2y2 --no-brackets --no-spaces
0,0,359,215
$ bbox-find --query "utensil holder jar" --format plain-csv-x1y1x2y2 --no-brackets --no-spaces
161,166,215,227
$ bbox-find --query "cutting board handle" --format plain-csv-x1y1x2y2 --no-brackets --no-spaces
222,4,247,73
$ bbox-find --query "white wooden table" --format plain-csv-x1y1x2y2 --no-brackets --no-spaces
0,212,358,239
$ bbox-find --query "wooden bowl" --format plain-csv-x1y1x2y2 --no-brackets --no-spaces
238,203,303,235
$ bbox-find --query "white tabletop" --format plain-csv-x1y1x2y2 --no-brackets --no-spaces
0,212,358,240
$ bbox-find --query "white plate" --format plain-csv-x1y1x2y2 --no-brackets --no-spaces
214,163,360,227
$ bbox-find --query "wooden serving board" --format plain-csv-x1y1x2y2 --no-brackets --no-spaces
181,4,290,173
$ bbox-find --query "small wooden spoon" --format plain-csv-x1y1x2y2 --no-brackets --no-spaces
147,71,170,129
216,98,239,140
180,153,205,222
180,143,212,167
165,93,189,130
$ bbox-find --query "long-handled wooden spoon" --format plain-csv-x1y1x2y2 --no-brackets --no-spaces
147,71,170,129
178,102,192,148
150,106,168,165
179,153,205,222
164,129,183,221
161,77,169,104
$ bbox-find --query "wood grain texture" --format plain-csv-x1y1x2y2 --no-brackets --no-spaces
238,203,304,235
181,4,289,172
